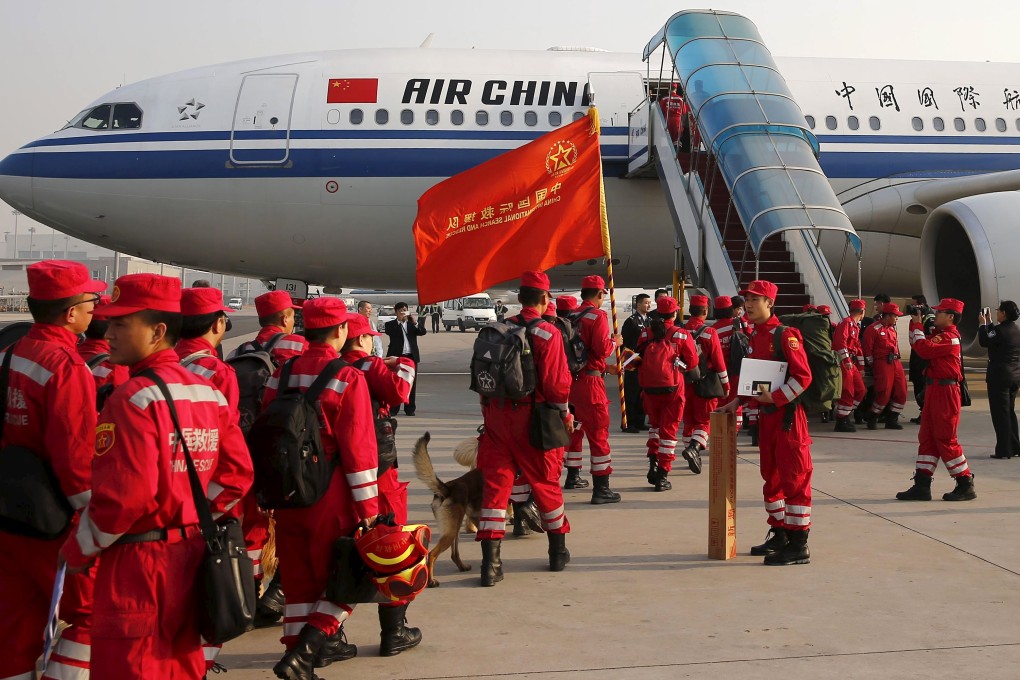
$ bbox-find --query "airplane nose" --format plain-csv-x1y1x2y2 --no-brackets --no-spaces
0,147,34,213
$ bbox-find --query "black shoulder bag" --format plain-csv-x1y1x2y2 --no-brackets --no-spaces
0,343,73,539
143,372,256,644
959,354,972,407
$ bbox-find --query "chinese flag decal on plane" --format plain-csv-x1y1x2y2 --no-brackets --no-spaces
327,78,379,103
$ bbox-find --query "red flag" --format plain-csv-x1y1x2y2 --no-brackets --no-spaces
413,112,606,304
326,78,378,103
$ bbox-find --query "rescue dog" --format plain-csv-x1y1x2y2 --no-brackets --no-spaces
413,431,483,587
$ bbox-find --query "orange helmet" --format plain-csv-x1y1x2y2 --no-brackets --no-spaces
355,521,432,602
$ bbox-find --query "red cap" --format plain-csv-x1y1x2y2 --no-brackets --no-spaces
714,295,732,309
302,297,350,330
802,304,817,313
520,271,550,291
255,290,302,317
933,298,964,314
849,299,867,311
739,280,779,301
881,303,904,316
556,295,578,312
581,275,607,292
97,295,112,306
690,294,709,307
95,274,181,317
27,260,106,301
817,305,832,316
656,296,679,315
346,313,381,337
181,288,231,316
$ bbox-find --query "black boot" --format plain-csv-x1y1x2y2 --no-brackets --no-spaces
864,411,878,430
480,539,503,586
273,625,327,680
820,410,830,424
749,527,788,556
563,467,590,489
511,497,544,536
834,417,856,433
590,474,621,505
943,473,977,501
547,532,570,571
764,529,810,566
681,443,703,475
896,471,932,501
654,467,672,492
314,625,357,668
884,413,904,430
255,571,286,628
378,604,422,656
646,457,658,485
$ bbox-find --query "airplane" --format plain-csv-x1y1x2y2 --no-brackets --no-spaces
2,17,1020,350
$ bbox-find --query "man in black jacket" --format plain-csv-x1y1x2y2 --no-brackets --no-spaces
621,293,651,432
978,300,1020,458
385,301,427,415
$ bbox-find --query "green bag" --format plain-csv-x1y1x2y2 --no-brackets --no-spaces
775,313,843,413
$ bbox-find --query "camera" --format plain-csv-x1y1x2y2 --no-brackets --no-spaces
905,304,919,315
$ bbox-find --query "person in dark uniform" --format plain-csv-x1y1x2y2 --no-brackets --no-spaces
621,293,652,433
907,295,936,424
979,300,1020,459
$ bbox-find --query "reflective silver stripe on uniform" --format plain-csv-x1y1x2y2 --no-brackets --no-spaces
945,455,969,473
2,673,36,680
51,637,90,663
528,326,553,341
67,489,91,510
590,454,612,472
284,374,349,396
283,621,306,637
583,312,598,320
950,338,960,345
39,660,89,680
765,499,785,520
690,429,709,447
276,339,305,352
785,504,811,526
313,599,352,624
1,354,55,387
478,520,504,532
509,484,531,503
130,382,227,409
396,362,416,385
266,375,280,390
207,481,224,502
185,363,216,380
202,646,221,662
75,507,123,557
350,487,379,502
916,454,939,472
677,360,688,370
541,504,566,530
92,365,112,379
910,330,925,343
347,469,378,502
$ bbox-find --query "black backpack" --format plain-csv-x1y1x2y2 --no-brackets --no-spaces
727,317,751,376
247,357,347,509
469,318,539,400
554,313,588,375
355,359,399,473
688,325,727,399
226,333,285,435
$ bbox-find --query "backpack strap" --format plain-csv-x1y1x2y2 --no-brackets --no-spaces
263,333,287,353
277,357,298,392
85,352,111,370
303,358,350,406
180,351,212,368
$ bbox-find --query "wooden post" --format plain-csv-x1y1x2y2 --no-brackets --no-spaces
708,410,737,560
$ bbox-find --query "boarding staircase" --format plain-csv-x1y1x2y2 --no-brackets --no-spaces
623,10,861,318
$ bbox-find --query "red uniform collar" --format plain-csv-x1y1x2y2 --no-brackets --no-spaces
341,349,369,362
27,323,80,349
685,317,706,330
518,306,543,321
129,347,181,375
752,315,782,332
304,343,340,358
174,336,216,357
78,337,110,354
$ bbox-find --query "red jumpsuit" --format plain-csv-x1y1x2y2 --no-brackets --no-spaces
637,322,699,471
0,325,96,680
566,302,615,477
832,316,866,419
658,94,687,143
262,344,379,649
60,348,252,679
232,325,308,364
743,315,814,532
908,323,970,478
682,318,730,449
863,321,907,416
78,337,130,393
477,307,571,540
713,316,749,430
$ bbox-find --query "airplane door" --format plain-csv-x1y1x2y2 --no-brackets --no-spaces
586,72,646,127
230,74,298,165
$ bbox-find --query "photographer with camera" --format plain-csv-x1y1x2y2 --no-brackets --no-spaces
906,295,936,424
978,300,1020,459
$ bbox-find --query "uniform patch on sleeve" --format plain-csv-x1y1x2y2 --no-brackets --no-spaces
932,334,942,343
786,335,800,351
95,423,116,456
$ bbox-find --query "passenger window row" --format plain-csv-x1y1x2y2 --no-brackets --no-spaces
354,109,586,127
805,114,1019,134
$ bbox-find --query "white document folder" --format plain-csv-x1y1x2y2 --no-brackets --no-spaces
738,358,788,397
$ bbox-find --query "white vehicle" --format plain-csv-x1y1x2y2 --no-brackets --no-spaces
227,297,243,311
376,305,397,332
442,293,496,332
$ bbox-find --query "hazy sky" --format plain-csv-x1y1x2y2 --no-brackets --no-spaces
1,0,1017,236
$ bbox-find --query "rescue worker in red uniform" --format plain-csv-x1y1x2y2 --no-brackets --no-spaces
637,296,699,491
340,312,422,658
262,298,381,679
231,290,308,363
0,261,105,680
476,271,572,586
658,83,689,150
896,298,976,502
712,295,749,433
719,280,814,565
681,295,729,472
565,275,623,503
833,299,868,432
78,294,130,397
59,273,253,679
555,294,578,318
862,302,908,430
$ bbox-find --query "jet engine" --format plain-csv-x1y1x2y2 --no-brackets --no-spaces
920,191,1020,354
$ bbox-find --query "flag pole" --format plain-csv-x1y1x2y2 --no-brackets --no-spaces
589,107,628,429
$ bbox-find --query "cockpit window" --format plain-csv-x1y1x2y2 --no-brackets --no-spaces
112,103,142,129
81,104,111,130
62,109,92,130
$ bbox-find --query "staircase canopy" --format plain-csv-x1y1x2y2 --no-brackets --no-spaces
643,10,862,256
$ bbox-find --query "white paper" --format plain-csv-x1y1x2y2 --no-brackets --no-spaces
737,358,788,397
